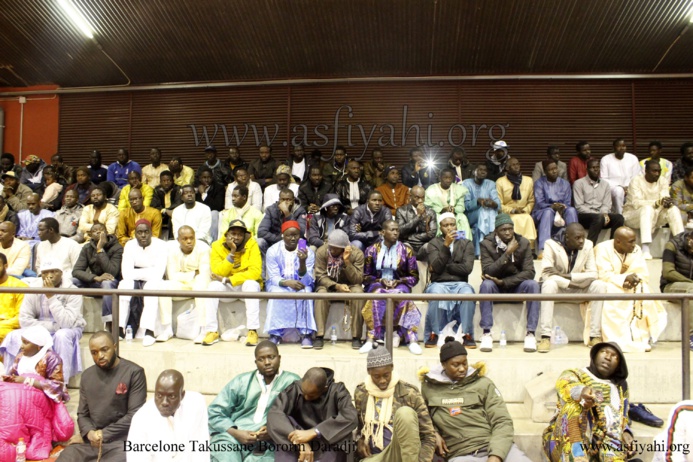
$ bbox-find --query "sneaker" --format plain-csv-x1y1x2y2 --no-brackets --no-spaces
269,335,282,345
524,333,537,353
408,342,422,355
202,332,220,346
301,336,313,349
142,335,156,347
538,337,551,353
245,330,259,346
193,332,206,344
588,337,603,347
628,404,664,427
480,333,493,352
313,337,324,350
359,340,374,354
351,338,362,349
462,334,476,349
424,333,438,348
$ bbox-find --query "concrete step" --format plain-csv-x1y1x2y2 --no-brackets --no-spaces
69,337,690,405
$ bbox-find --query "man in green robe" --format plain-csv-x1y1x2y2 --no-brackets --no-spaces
208,340,300,462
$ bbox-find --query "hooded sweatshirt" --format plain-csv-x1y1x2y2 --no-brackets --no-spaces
307,194,350,248
267,367,358,447
421,362,514,459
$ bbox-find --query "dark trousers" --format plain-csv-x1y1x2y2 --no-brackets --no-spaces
57,441,125,461
577,213,625,244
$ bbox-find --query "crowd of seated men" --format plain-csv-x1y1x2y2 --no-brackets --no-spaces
0,139,690,460
0,140,691,360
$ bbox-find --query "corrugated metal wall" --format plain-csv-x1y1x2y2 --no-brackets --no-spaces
58,79,693,170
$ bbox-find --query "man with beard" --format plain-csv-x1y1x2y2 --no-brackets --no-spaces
225,146,249,173
376,166,409,215
107,148,141,188
599,138,640,214
225,166,263,211
335,160,371,215
171,185,212,244
538,223,606,353
141,147,167,188
285,144,310,183
150,170,182,239
72,223,123,331
58,331,146,462
573,159,625,246
116,188,161,246
568,141,592,185
78,186,120,241
462,165,500,257
396,185,437,253
127,370,209,461
323,146,349,187
117,219,168,346
256,189,307,254
313,229,365,350
532,146,567,183
298,166,332,216
205,219,262,347
249,144,278,190
349,190,392,251
268,367,358,462
307,194,351,249
198,145,231,186
16,193,54,244
219,185,263,237
208,341,300,462
478,213,540,353
495,157,537,244
354,346,436,462
363,148,389,188
671,142,693,183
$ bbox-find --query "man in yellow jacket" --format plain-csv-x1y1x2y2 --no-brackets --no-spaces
204,219,262,346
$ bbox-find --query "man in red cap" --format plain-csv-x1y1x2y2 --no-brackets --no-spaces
256,189,307,254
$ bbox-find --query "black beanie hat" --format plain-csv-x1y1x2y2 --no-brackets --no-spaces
440,336,467,363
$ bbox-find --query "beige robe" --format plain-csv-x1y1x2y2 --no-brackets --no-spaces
594,240,667,352
496,175,537,240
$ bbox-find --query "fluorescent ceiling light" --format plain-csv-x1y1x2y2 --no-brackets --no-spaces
58,0,94,38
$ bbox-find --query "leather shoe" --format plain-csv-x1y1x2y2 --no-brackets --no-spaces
628,403,664,427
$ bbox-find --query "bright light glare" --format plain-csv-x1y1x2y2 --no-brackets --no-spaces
425,159,436,169
58,0,94,39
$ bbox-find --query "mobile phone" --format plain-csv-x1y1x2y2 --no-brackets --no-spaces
455,230,466,240
298,238,307,252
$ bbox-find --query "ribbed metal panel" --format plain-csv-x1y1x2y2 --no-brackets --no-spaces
59,79,693,170
633,79,693,157
2,0,693,87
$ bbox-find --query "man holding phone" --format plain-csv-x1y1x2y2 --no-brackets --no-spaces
420,213,477,349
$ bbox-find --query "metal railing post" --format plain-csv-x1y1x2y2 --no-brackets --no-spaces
385,297,394,355
683,297,690,400
113,293,120,354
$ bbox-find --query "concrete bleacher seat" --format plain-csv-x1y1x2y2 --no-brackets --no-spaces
81,258,682,344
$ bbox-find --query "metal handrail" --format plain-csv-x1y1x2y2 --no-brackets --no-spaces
1,286,689,400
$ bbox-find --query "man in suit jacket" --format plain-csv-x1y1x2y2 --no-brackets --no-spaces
538,222,606,353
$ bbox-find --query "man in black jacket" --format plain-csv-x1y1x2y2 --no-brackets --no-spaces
150,170,182,239
307,194,351,249
298,166,331,215
420,213,476,349
479,213,539,353
396,185,437,252
256,189,307,254
72,223,124,331
348,190,391,251
401,147,438,188
335,160,371,215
